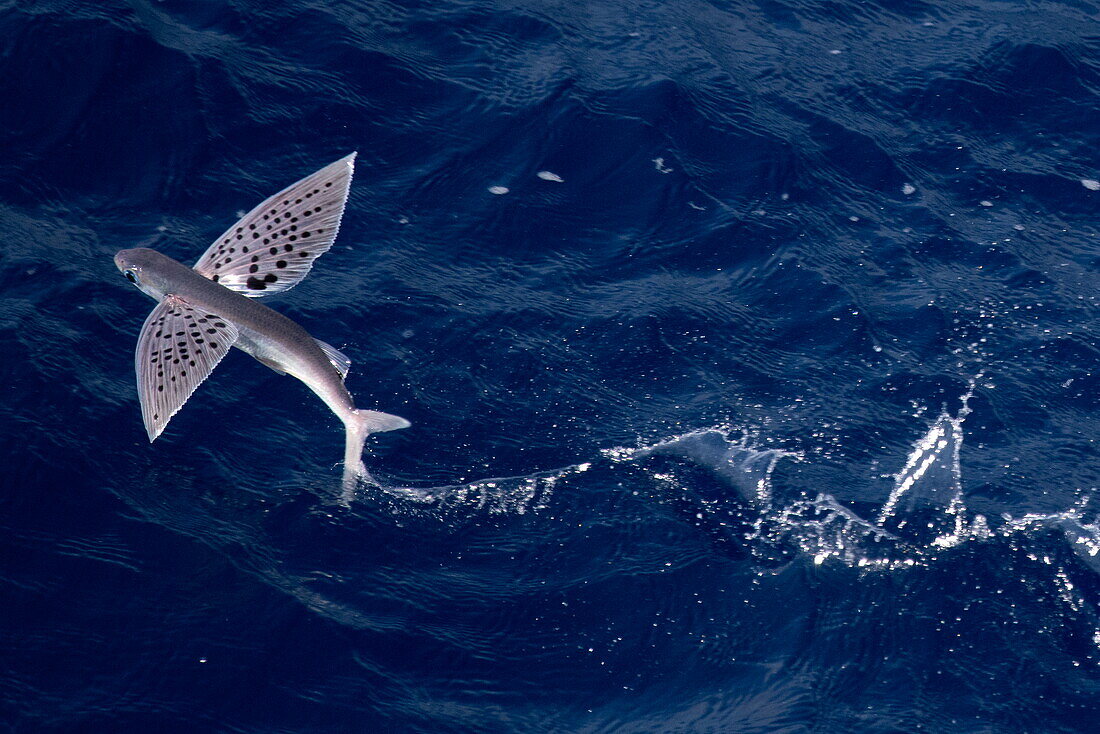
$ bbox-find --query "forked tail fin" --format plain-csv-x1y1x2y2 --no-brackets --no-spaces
341,409,411,502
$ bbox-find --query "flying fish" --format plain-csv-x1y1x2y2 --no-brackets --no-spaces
115,153,409,495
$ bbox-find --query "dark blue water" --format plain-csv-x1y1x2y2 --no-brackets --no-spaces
3,0,1100,731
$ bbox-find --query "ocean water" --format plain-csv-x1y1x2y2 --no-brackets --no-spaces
2,0,1100,731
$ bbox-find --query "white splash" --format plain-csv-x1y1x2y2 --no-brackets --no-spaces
604,428,793,507
878,415,957,519
537,171,564,183
769,494,909,569
877,390,973,548
384,462,591,516
1004,510,1100,574
605,388,999,567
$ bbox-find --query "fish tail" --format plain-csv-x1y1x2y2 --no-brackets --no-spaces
340,409,411,502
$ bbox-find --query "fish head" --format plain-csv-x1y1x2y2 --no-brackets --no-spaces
115,247,176,301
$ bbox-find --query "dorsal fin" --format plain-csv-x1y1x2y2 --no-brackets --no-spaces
314,338,351,380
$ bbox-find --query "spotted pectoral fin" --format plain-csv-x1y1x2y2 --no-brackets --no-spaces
192,153,356,297
136,295,240,441
314,338,351,380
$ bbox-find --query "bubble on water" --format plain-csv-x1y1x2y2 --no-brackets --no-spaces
489,186,509,195
537,171,563,182
902,183,916,195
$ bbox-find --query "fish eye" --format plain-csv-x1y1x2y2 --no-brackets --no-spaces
124,270,138,284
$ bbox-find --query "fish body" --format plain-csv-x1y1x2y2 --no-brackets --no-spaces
115,154,409,496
